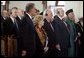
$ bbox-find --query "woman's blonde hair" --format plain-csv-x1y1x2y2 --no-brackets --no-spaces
33,15,43,26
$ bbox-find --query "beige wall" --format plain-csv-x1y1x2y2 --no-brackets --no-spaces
79,1,83,18
9,1,83,22
9,1,43,13
65,1,83,22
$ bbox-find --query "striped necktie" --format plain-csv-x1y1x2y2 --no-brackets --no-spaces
50,23,54,32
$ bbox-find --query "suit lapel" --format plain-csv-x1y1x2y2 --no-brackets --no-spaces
44,19,54,32
25,14,35,31
57,16,69,32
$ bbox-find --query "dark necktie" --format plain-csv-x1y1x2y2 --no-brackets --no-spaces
50,23,54,32
14,19,19,30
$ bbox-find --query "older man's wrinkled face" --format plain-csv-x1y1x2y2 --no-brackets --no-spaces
59,9,64,17
47,10,53,19
46,10,53,22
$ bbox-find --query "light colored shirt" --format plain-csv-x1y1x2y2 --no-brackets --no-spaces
26,13,32,20
57,15,63,20
10,16,15,23
3,17,6,20
18,16,22,20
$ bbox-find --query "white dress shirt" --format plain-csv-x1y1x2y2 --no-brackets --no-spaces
10,16,15,23
18,16,22,20
26,13,32,20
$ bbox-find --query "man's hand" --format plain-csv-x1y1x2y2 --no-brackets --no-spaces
74,37,77,42
56,44,61,51
78,32,81,37
44,46,49,52
21,50,27,56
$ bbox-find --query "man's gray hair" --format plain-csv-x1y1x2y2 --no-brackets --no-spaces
43,9,51,19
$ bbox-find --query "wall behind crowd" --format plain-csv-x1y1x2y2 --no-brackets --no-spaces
9,1,43,13
65,1,83,22
9,1,83,22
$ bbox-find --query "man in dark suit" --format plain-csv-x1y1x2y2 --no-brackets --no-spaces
43,9,56,57
5,7,19,37
19,3,36,57
15,9,24,29
1,10,9,36
52,8,70,57
1,10,9,57
4,7,19,57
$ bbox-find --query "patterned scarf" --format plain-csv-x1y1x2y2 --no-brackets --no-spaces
35,26,47,46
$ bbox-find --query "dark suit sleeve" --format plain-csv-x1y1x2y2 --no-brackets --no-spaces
52,20,60,44
19,14,36,56
4,19,11,35
19,17,35,52
19,17,28,50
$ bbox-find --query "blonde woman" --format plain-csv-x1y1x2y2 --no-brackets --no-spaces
34,15,49,57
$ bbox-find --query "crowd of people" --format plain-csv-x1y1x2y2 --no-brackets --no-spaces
1,3,83,57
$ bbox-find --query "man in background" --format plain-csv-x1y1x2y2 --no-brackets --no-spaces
52,8,70,57
1,10,9,57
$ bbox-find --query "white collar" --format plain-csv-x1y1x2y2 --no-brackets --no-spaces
80,21,83,27
57,15,63,20
3,17,6,20
10,16,15,23
18,16,22,20
26,13,32,19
